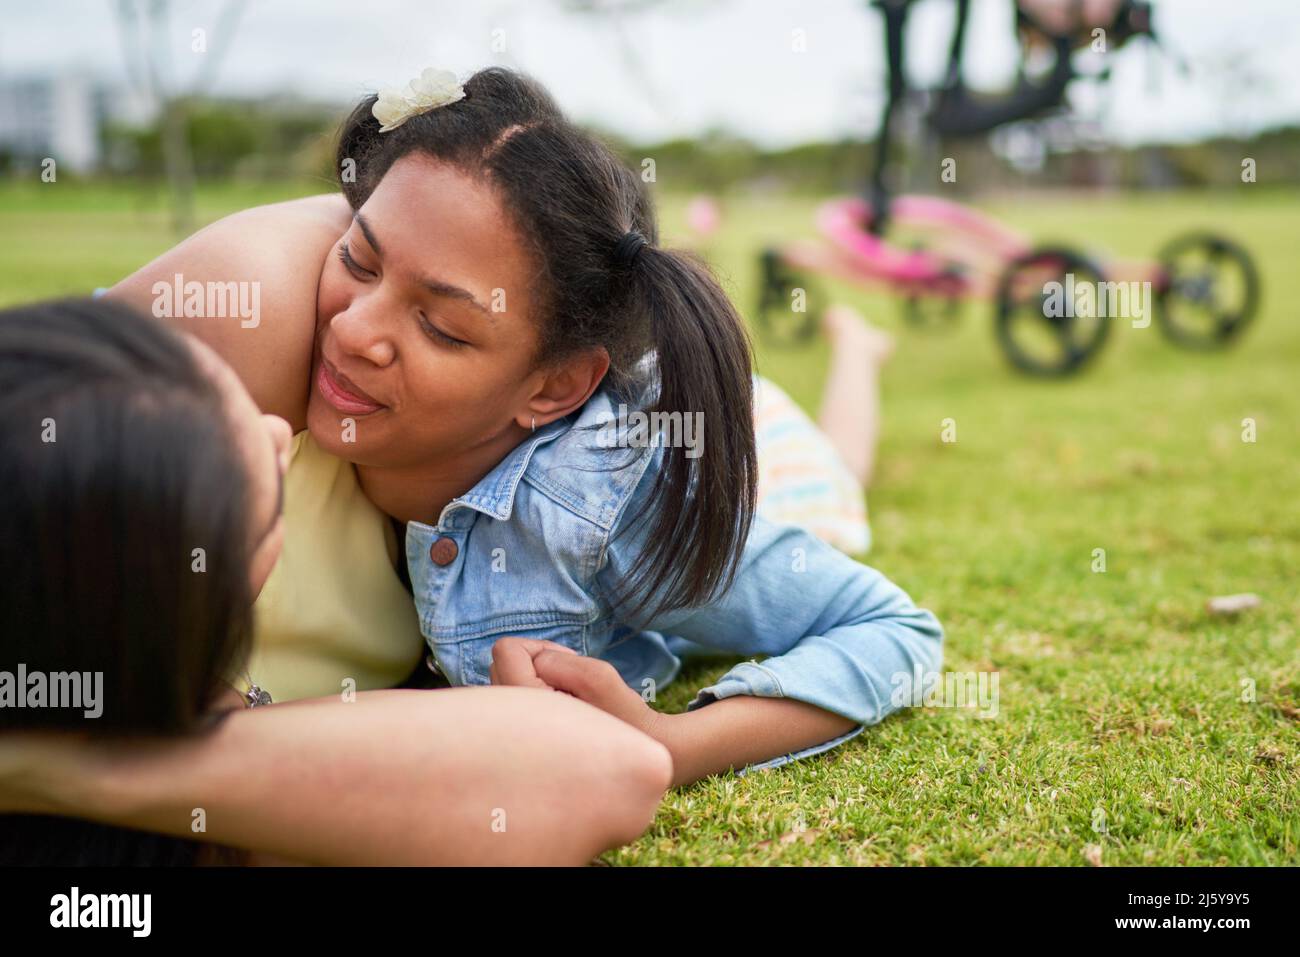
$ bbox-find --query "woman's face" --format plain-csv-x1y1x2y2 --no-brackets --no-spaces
189,338,293,597
307,153,546,470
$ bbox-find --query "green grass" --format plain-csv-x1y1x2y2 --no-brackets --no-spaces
3,179,1297,866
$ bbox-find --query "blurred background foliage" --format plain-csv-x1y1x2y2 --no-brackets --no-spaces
6,94,1300,194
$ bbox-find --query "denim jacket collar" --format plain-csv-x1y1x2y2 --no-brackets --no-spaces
432,369,657,530
436,416,570,527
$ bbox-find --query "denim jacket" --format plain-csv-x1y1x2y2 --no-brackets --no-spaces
404,386,943,773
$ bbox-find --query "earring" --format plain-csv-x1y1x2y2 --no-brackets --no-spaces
531,416,536,433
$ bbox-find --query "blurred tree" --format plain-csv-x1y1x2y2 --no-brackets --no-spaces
103,99,340,183
112,0,247,233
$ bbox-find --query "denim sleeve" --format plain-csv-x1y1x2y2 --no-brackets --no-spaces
599,477,944,773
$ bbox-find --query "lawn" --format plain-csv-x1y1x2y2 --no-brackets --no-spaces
3,179,1297,865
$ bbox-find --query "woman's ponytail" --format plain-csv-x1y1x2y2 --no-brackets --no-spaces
614,246,758,621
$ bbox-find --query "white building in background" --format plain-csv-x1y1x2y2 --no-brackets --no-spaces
0,72,155,173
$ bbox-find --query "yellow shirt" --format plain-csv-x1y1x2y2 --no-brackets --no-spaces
244,431,424,702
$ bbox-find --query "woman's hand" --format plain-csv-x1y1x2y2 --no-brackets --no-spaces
0,731,49,813
0,729,103,816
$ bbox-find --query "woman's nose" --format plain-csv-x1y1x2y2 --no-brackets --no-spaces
330,300,397,367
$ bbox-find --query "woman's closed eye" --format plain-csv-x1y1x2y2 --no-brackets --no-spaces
338,238,469,348
338,241,375,280
418,312,469,349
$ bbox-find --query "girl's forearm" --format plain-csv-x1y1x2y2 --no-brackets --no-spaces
654,696,858,787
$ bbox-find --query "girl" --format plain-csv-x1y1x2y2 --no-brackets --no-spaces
104,67,942,788
0,298,670,865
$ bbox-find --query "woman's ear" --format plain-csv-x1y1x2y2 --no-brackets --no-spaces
518,347,610,428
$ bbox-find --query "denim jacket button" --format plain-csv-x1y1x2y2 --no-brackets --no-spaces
428,537,458,566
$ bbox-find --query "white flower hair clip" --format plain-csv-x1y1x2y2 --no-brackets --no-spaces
372,67,466,133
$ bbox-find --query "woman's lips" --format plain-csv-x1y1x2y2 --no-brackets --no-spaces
316,359,386,415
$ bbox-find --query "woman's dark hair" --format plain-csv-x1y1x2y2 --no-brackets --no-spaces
336,68,758,619
0,297,255,865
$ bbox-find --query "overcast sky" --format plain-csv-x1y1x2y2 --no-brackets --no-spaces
3,0,1297,147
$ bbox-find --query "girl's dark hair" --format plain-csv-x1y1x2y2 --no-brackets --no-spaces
336,68,757,619
0,297,255,865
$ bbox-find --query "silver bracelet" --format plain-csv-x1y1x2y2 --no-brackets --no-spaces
243,674,273,708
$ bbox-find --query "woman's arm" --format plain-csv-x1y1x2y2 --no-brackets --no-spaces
0,687,671,865
106,194,351,428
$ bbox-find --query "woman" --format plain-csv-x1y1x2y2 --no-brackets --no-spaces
0,297,670,865
100,66,940,787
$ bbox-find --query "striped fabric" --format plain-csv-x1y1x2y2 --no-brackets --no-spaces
754,376,871,555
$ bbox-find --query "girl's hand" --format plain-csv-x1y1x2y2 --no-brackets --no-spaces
490,641,859,788
488,637,578,691
489,638,665,740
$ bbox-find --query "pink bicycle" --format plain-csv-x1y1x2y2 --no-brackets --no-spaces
756,0,1260,377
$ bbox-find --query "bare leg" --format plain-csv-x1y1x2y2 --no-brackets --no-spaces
816,305,895,488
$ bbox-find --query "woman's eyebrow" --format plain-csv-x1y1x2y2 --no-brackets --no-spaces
417,275,493,318
354,211,493,318
354,212,384,255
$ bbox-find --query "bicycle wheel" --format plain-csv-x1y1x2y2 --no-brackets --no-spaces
903,290,964,331
1154,233,1260,349
755,248,820,345
995,247,1112,377
902,259,966,333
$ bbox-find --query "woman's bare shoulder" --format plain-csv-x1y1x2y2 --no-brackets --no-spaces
231,193,354,237
106,194,353,428
110,193,352,304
